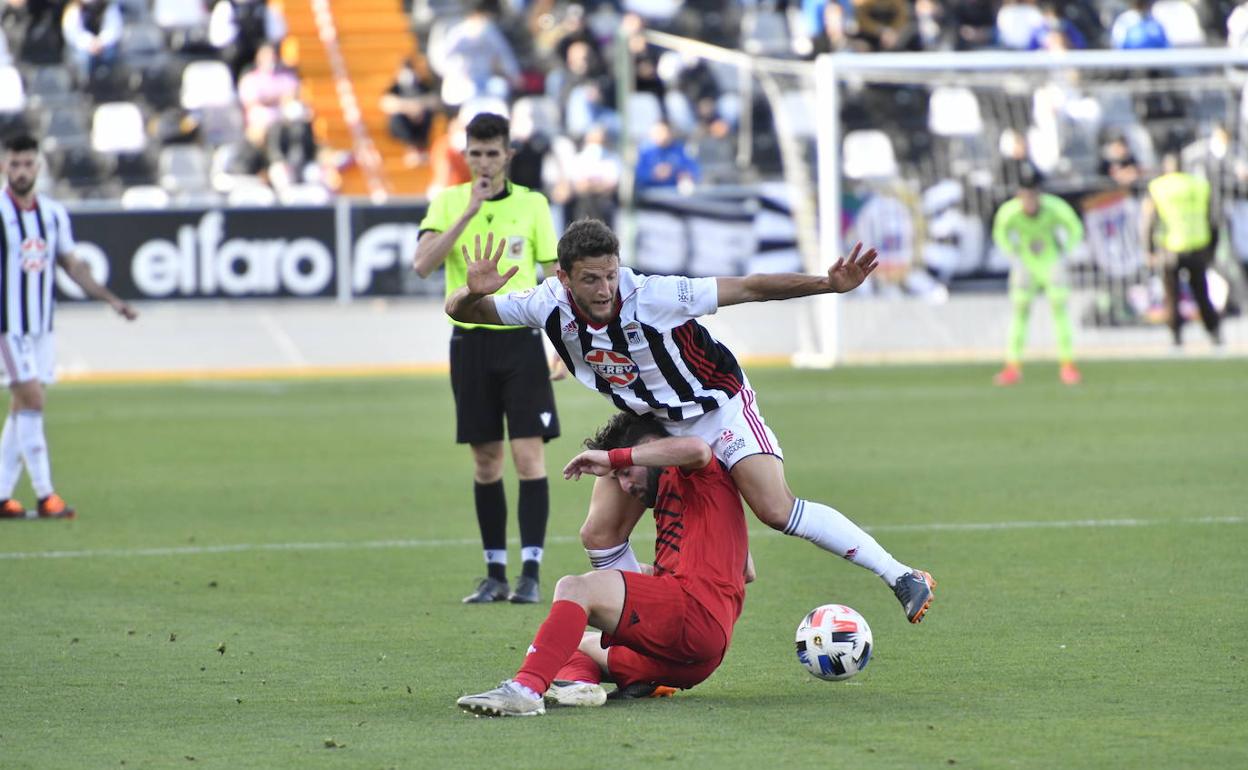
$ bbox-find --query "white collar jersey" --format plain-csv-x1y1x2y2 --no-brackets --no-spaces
0,190,73,335
494,267,745,421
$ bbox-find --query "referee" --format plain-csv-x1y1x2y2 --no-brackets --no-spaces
413,112,560,604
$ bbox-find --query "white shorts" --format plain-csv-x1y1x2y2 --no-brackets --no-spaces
663,385,782,470
0,333,56,386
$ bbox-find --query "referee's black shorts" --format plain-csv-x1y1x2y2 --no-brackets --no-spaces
449,326,561,445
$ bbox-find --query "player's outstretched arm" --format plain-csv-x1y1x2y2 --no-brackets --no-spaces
444,232,517,325
563,437,712,480
58,251,138,320
715,242,878,307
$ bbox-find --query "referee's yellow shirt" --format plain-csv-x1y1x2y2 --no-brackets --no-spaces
420,181,558,330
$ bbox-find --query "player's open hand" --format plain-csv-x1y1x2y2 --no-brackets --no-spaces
562,449,612,480
463,232,518,296
826,241,879,294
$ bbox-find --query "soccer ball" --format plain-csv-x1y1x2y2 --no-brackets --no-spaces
794,604,873,681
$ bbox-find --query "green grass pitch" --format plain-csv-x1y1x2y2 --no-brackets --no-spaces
2,360,1246,768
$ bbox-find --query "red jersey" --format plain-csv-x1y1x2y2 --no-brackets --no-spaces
651,459,749,638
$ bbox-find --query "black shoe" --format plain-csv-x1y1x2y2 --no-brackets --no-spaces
892,570,936,624
462,577,510,604
508,575,541,604
607,682,678,700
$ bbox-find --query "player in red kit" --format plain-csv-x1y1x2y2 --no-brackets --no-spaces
456,412,753,717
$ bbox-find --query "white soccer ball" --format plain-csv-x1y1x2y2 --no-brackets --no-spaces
794,604,873,681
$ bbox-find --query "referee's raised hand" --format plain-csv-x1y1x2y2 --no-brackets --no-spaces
463,232,518,296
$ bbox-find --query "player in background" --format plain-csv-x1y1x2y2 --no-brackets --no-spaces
0,134,138,520
1140,153,1222,349
990,177,1085,386
446,221,936,626
457,413,753,716
412,113,560,604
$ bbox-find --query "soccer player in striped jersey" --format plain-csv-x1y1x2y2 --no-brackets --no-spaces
446,220,936,625
457,412,752,716
0,134,137,520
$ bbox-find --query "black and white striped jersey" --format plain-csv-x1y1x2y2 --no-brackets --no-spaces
0,190,73,335
495,268,745,421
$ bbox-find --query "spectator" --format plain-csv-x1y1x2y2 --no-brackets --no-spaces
914,0,950,51
438,1,520,108
847,0,913,52
2,0,66,65
1027,2,1088,50
946,0,997,50
209,0,287,83
565,124,621,222
635,119,700,193
265,96,323,195
1229,0,1248,48
237,42,300,138
1111,1,1169,49
0,20,10,64
60,0,120,84
380,57,438,167
996,0,1045,50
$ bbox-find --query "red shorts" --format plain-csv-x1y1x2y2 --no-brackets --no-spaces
601,571,730,690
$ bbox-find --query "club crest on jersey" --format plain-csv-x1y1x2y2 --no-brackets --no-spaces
583,349,639,387
20,237,48,271
623,321,642,344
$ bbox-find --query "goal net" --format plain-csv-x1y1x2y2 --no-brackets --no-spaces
627,36,1248,365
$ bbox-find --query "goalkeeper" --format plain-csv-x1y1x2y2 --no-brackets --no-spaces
991,178,1085,386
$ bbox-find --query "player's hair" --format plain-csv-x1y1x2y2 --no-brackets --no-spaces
4,134,39,154
557,218,620,272
465,112,510,147
584,412,669,451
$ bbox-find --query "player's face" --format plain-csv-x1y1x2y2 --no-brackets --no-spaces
465,136,511,187
4,150,39,197
614,465,659,507
559,255,620,324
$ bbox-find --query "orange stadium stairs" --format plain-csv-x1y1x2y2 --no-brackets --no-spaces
282,0,433,197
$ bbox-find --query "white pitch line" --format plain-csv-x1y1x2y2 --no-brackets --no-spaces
1,515,1244,561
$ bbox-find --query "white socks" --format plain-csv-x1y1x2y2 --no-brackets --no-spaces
783,498,910,585
521,546,543,563
14,410,53,499
586,541,641,573
0,413,22,498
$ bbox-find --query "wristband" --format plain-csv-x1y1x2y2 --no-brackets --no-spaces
608,447,633,469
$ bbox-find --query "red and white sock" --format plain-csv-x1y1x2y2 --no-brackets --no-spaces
514,600,588,695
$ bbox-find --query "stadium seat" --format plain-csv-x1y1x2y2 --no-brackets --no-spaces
1152,0,1205,47
278,184,332,206
120,23,168,64
136,64,184,111
114,151,158,186
511,96,560,137
0,66,25,114
120,184,170,209
91,102,147,154
153,0,208,30
626,92,663,144
180,61,236,111
778,91,816,139
198,105,244,147
41,106,92,149
117,0,151,22
928,87,984,137
741,8,791,57
53,147,112,189
227,181,278,207
28,66,73,97
842,130,899,180
158,144,211,193
88,64,136,102
664,91,696,136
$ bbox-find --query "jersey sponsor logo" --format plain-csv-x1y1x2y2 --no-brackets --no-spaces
583,349,639,387
508,235,524,258
722,437,747,461
19,237,48,271
623,321,641,344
